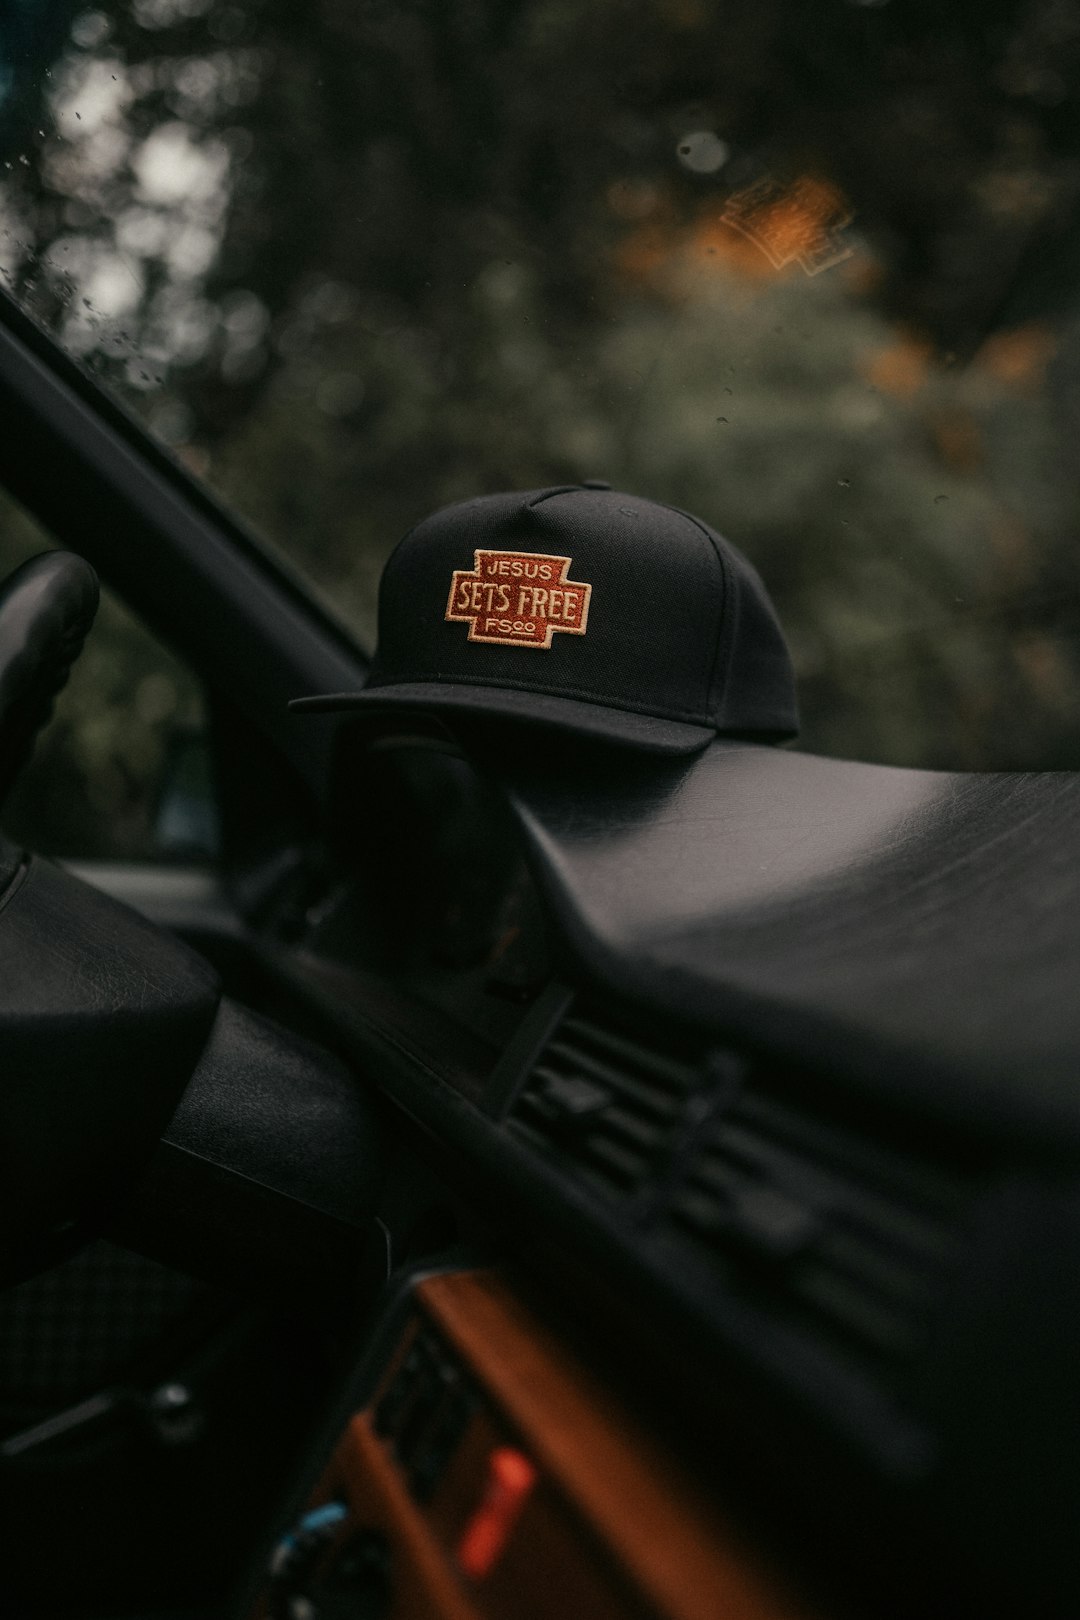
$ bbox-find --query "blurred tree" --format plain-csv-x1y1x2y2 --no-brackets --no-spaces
2,0,1080,793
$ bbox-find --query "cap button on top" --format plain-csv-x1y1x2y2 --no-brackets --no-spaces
580,479,611,490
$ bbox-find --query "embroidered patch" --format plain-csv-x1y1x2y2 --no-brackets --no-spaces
445,550,592,649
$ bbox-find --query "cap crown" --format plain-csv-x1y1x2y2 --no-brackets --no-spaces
370,486,797,739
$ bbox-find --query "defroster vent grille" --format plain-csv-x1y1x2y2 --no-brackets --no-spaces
509,1003,976,1382
670,1083,972,1370
509,1008,699,1199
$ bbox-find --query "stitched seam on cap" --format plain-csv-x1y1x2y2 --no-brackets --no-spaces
523,485,586,509
365,671,712,724
515,492,722,720
664,504,734,721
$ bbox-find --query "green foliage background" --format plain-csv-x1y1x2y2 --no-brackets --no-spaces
4,0,1080,853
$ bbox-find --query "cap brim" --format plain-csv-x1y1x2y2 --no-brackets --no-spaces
288,681,715,756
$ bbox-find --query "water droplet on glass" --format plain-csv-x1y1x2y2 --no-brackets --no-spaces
934,494,948,504
716,416,728,424
838,477,851,488
676,131,730,174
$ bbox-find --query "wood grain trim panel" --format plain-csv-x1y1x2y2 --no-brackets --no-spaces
418,1269,819,1620
333,1415,482,1620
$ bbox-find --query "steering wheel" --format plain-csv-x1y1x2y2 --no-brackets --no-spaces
0,551,99,808
0,553,382,1298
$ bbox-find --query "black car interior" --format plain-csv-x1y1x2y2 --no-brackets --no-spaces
1,281,1080,1620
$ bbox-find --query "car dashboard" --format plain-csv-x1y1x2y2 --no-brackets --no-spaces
226,722,1080,1620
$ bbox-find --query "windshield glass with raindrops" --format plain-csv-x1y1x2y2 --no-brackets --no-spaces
3,0,1080,769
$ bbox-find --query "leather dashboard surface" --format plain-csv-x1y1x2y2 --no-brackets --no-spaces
491,739,1080,1143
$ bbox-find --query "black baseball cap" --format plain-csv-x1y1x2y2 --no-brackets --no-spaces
290,484,798,754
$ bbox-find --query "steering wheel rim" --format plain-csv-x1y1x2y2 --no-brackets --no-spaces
0,549,99,808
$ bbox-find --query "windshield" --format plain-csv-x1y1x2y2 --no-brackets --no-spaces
3,1,1079,770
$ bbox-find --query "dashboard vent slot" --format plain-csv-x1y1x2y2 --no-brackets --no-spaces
373,1320,479,1502
509,1009,700,1199
670,1083,971,1370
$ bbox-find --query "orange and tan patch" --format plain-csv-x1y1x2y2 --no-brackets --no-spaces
446,550,592,649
